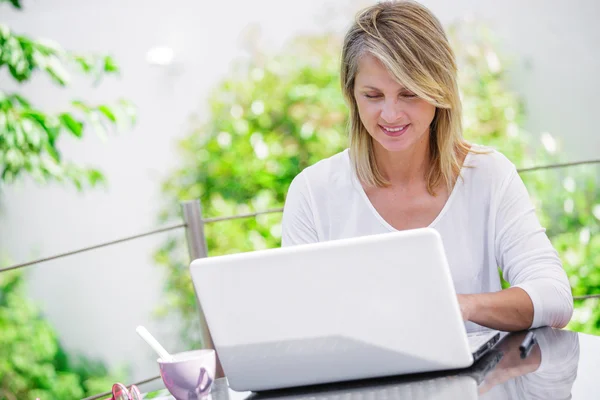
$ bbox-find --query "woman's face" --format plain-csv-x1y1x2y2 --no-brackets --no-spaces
353,54,436,154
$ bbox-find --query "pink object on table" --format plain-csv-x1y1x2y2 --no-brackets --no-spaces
158,349,216,400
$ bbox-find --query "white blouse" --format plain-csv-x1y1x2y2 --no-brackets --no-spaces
281,145,573,330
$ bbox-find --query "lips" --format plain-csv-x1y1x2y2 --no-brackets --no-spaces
379,124,410,137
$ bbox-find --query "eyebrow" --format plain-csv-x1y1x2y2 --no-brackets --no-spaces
361,85,411,92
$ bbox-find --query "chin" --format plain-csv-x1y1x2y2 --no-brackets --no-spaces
375,137,415,153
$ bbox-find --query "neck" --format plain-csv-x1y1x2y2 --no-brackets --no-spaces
373,133,430,187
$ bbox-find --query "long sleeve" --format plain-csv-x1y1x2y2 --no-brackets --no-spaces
494,167,574,328
281,173,319,247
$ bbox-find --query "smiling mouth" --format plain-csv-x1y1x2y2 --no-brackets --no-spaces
379,124,410,137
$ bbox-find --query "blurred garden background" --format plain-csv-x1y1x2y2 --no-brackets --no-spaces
1,0,599,398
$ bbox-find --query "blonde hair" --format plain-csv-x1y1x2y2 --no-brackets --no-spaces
341,0,471,195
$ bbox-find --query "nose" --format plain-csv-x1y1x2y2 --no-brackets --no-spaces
380,98,404,124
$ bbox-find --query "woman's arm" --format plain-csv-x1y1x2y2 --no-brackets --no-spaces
458,289,534,331
462,166,573,331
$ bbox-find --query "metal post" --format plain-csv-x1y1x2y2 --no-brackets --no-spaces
181,199,224,378
182,200,208,260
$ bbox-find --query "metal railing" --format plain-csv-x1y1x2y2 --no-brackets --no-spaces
1,159,599,400
3,159,599,275
514,159,600,173
0,223,187,274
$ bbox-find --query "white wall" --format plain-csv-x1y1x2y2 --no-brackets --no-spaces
1,0,598,388
422,0,600,158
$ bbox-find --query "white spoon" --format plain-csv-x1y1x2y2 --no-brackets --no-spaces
136,325,174,362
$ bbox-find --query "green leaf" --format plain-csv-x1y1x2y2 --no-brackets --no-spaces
45,142,61,162
9,93,31,107
102,55,119,73
71,99,91,113
0,24,10,39
45,56,70,86
59,113,83,137
97,105,116,123
5,148,23,167
73,55,93,73
21,109,46,125
35,38,62,54
87,168,105,186
40,115,61,145
18,117,39,147
6,0,23,9
0,110,6,132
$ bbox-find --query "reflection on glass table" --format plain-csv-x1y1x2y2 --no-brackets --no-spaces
141,327,581,400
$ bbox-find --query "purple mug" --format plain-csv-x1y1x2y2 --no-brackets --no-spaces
158,349,216,400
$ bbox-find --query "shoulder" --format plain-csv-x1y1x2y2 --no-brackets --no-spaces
282,150,353,244
290,149,352,190
458,144,521,201
463,144,517,183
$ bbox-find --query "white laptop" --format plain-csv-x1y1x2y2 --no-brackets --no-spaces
190,228,500,392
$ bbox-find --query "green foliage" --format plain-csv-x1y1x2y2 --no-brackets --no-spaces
0,270,124,399
1,2,135,397
155,35,346,345
449,23,600,335
0,0,22,9
0,22,136,189
156,22,599,347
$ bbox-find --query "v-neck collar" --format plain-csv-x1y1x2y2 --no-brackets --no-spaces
346,149,472,231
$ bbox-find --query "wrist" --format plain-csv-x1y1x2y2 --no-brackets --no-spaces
465,293,480,321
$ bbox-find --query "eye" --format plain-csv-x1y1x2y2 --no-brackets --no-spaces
364,94,382,99
401,92,417,98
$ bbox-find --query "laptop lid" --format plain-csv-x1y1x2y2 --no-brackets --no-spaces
190,228,475,391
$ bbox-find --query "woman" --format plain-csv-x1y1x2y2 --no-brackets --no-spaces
281,0,573,332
